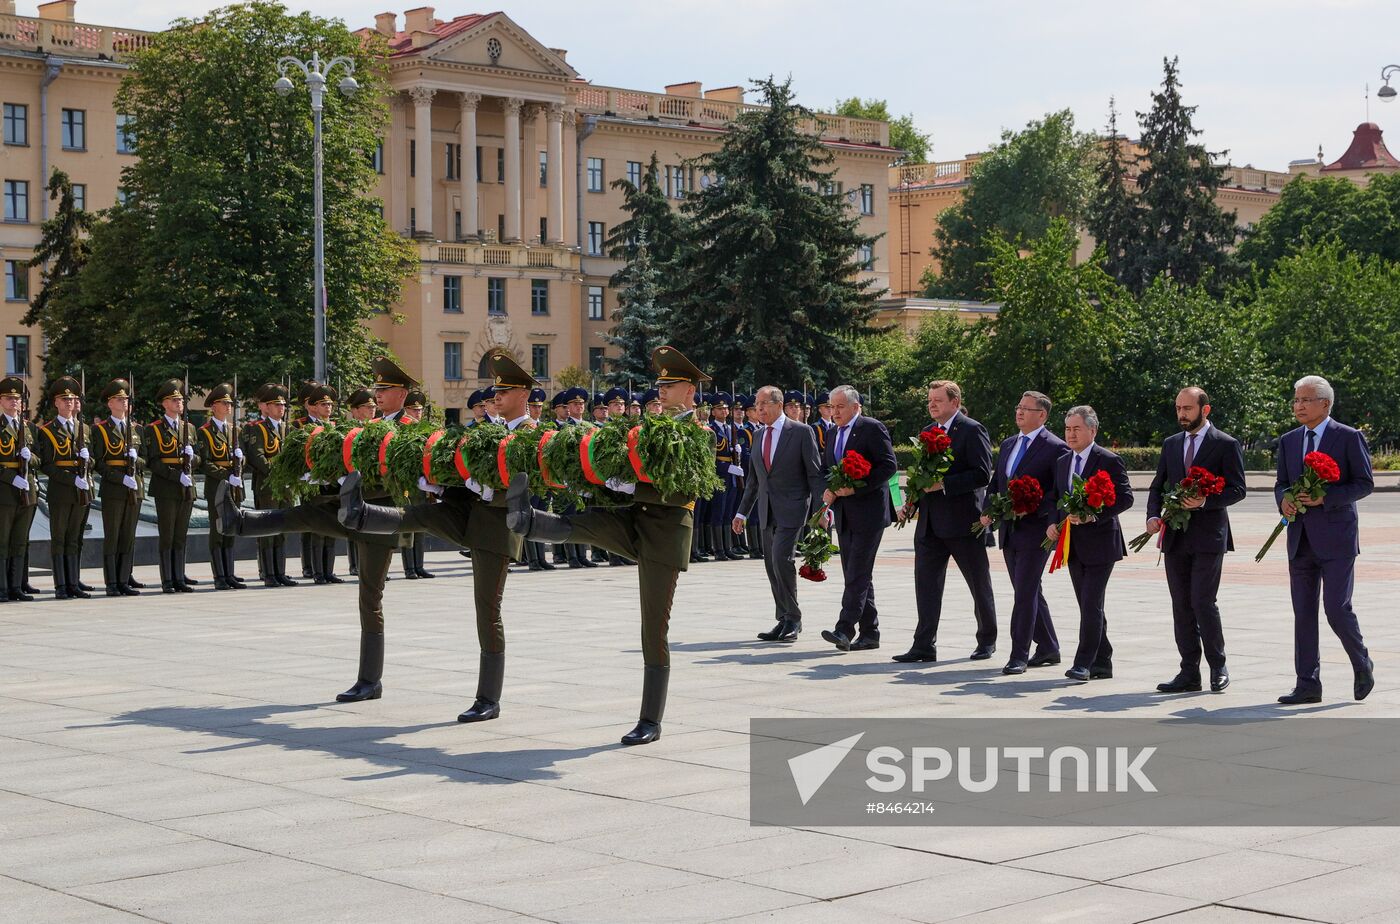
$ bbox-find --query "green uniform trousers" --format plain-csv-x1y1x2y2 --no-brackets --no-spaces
276,502,397,634
398,497,510,654
0,504,36,557
100,492,140,556
48,499,89,557
154,494,194,553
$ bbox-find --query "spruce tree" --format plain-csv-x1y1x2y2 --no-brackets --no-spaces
1085,99,1144,291
604,152,686,289
603,233,668,386
25,170,95,376
669,77,880,387
1133,58,1238,291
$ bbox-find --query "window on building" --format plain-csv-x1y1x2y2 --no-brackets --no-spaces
626,160,642,188
496,214,505,242
3,104,27,146
487,277,506,315
539,150,548,187
454,211,462,240
61,109,85,150
586,285,604,321
373,202,383,219
475,145,483,182
4,260,27,301
530,279,548,315
410,207,416,236
445,142,458,180
443,275,462,312
3,180,28,222
860,183,875,215
71,183,86,212
858,243,874,271
116,187,131,207
673,166,687,198
370,140,383,174
5,335,29,376
496,148,504,183
587,157,604,192
444,341,463,380
588,347,604,373
116,114,136,154
587,221,605,256
539,216,548,243
531,344,549,379
409,139,415,177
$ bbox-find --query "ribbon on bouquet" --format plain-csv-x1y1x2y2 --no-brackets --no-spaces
1048,520,1071,573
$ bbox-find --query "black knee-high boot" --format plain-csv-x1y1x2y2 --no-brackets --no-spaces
336,631,384,702
457,652,504,722
621,666,668,746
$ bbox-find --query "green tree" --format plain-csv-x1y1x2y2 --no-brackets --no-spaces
603,234,668,386
604,152,688,289
1237,173,1400,277
1085,99,1142,291
1131,57,1238,293
26,170,95,373
669,77,881,387
855,313,979,442
923,110,1095,299
48,1,415,398
833,97,930,164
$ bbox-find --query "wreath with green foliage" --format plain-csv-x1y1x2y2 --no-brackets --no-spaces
307,426,348,484
458,422,510,491
261,424,317,503
348,420,395,493
382,421,438,503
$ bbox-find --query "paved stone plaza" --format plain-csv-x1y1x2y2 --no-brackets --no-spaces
2,493,1399,923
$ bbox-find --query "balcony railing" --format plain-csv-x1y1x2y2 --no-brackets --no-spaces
573,85,889,147
891,160,968,188
0,13,154,59
420,241,580,271
1220,165,1292,192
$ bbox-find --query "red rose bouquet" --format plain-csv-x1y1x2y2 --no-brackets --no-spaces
828,450,871,492
973,475,1043,537
1255,451,1341,561
1128,466,1226,553
797,506,838,581
1044,469,1118,568
905,426,954,494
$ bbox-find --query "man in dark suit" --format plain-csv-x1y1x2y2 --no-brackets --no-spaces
1274,375,1375,704
818,386,898,652
734,385,826,642
1046,406,1134,682
980,391,1071,675
1144,386,1247,694
894,380,998,663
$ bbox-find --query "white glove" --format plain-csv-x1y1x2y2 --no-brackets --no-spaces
183,445,195,459
122,475,138,490
74,476,90,491
228,475,242,488
465,477,493,502
234,447,244,459
605,477,637,495
12,475,28,491
417,476,445,496
19,446,31,461
78,447,90,460
127,446,138,459
727,464,745,477
179,473,192,488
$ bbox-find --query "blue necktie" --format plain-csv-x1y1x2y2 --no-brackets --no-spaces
1009,435,1030,476
835,425,849,460
1071,453,1083,490
1305,429,1316,456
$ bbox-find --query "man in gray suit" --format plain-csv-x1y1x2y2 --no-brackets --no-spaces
734,385,827,641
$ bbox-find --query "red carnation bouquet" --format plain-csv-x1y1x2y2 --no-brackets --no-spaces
1255,450,1341,561
906,426,954,494
828,450,871,493
973,475,1043,537
1043,469,1118,565
1128,466,1226,553
797,506,838,582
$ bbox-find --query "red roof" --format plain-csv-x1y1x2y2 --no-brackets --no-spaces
1321,122,1399,172
377,12,499,55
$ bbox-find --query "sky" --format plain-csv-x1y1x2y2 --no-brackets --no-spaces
40,0,1400,170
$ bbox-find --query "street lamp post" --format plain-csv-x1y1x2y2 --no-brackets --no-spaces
274,51,360,383
1380,65,1399,102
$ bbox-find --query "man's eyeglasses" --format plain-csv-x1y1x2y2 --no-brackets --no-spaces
1291,396,1326,406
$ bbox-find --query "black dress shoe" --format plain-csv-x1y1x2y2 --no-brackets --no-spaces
528,562,544,572
821,629,852,652
1090,667,1113,680
414,569,435,579
457,699,500,723
621,720,661,745
1065,667,1091,682
324,574,345,585
538,560,556,571
403,571,419,580
1028,651,1062,667
119,584,140,597
1210,669,1230,693
105,584,123,597
9,589,34,602
336,680,383,703
892,648,938,663
1156,673,1203,693
276,575,299,587
127,578,148,590
578,557,598,569
1278,687,1321,705
1001,660,1027,675
758,621,800,642
851,637,880,651
970,644,996,661
1355,669,1375,701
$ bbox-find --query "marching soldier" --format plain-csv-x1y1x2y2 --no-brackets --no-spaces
92,379,144,596
291,382,343,585
38,376,94,600
505,345,711,745
144,379,199,593
198,383,246,591
399,388,434,580
242,383,296,588
0,376,39,601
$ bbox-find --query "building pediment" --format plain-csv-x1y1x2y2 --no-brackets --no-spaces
417,14,577,81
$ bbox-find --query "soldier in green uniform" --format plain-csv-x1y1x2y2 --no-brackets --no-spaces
339,350,533,723
504,345,710,746
241,383,295,587
92,378,144,596
398,388,434,580
214,359,412,702
0,376,39,601
197,383,246,591
290,382,344,585
143,379,199,593
38,376,94,600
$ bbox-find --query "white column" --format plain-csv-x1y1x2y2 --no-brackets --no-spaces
546,104,565,244
502,96,523,243
458,91,480,240
410,85,436,239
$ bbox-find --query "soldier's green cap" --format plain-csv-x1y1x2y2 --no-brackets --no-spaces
304,383,338,405
372,357,419,389
255,383,289,405
347,387,374,409
0,376,26,398
204,383,235,407
486,349,539,392
404,388,426,410
49,376,83,401
651,346,710,387
99,379,131,403
154,379,186,402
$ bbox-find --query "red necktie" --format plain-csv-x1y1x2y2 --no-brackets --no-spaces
763,425,774,471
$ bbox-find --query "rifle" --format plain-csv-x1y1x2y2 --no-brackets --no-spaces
127,370,136,483
231,375,245,505
75,370,91,506
181,369,193,498
18,373,33,508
